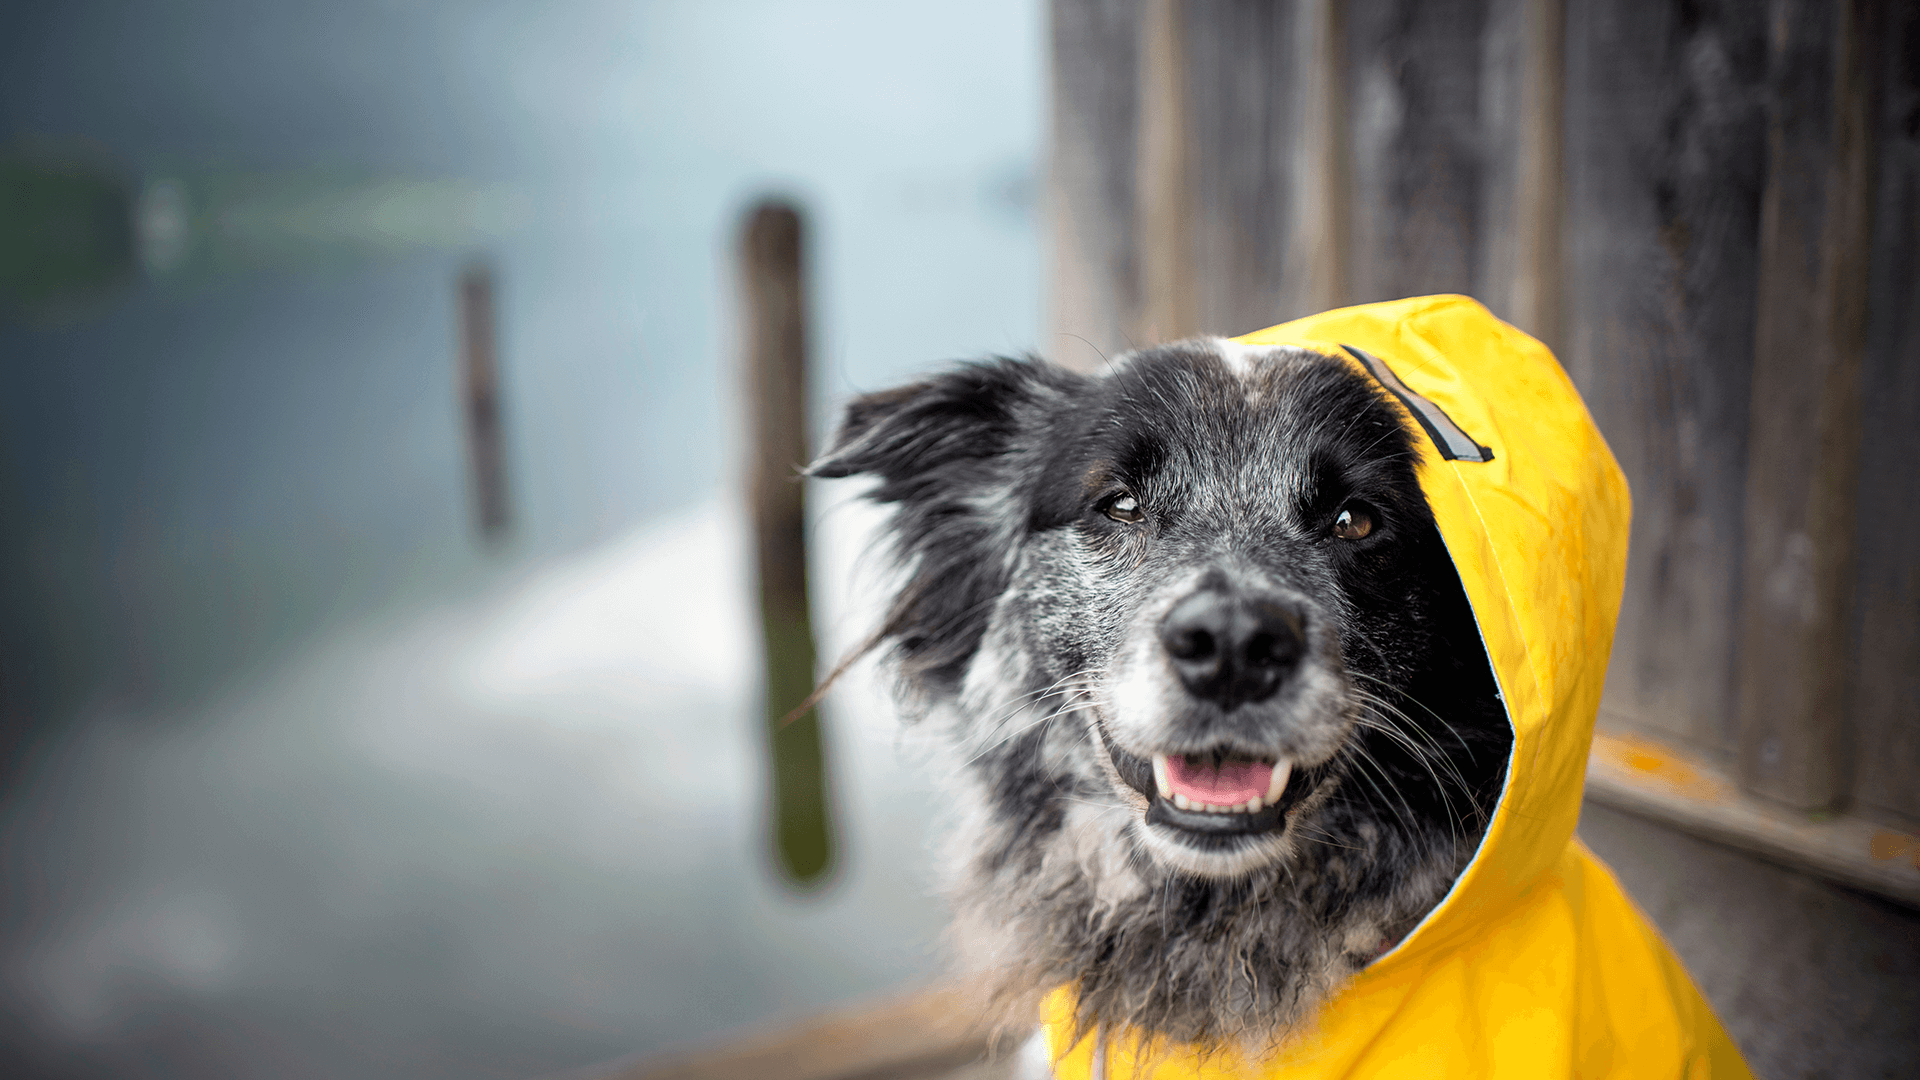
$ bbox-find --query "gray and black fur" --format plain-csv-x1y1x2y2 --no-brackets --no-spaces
812,340,1510,1054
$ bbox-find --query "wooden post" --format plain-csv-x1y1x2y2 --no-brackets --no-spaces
740,200,835,887
458,260,511,545
1736,0,1882,809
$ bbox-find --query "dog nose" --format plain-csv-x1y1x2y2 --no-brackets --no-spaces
1158,589,1307,708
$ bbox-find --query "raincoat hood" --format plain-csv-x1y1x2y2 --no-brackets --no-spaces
1043,296,1750,1078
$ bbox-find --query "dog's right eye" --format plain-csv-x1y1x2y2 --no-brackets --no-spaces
1102,493,1146,523
1332,505,1374,540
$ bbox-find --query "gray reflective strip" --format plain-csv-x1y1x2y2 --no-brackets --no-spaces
1342,344,1493,463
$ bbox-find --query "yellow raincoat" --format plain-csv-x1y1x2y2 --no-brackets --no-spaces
1042,296,1752,1079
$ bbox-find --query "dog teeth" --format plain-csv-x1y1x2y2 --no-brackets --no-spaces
1153,755,1289,814
1266,759,1294,804
1161,790,1267,814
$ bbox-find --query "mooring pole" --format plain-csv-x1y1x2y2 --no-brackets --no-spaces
739,200,835,887
458,260,511,545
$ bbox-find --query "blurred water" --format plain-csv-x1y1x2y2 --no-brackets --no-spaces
0,1,1040,1075
3,490,954,1077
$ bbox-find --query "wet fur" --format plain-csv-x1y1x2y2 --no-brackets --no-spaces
813,341,1510,1056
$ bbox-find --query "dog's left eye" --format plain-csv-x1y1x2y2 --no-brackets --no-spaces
1332,505,1374,540
1103,493,1146,523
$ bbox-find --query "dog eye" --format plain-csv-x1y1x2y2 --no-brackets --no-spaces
1332,505,1373,540
1103,493,1145,523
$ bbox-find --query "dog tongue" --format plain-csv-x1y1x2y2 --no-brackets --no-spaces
1166,755,1273,805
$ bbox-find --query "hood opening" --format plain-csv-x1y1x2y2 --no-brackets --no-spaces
1369,524,1515,967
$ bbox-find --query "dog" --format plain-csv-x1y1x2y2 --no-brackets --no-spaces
810,334,1511,1056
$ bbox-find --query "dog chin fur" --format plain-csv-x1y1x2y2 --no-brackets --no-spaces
814,339,1511,1056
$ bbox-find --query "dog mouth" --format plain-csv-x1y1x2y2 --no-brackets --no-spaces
1094,723,1318,837
1154,752,1290,814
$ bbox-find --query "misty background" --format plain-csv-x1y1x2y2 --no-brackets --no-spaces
0,1,1043,1076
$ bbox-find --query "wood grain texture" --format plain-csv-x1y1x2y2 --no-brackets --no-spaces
1562,0,1768,756
1587,726,1920,908
1177,0,1302,337
1850,0,1920,831
1134,0,1196,345
1343,0,1490,306
1050,0,1145,371
1509,0,1566,354
1473,0,1527,325
1735,0,1882,809
1284,0,1350,318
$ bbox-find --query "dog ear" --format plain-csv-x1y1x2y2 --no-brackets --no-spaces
808,357,1075,485
810,357,1082,693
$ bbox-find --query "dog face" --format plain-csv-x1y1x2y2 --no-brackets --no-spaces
1031,341,1448,879
816,339,1507,1043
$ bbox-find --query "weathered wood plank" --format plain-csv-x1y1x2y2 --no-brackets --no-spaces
1050,0,1145,371
1586,728,1920,908
1343,0,1490,307
1510,0,1565,353
1850,0,1920,831
1473,0,1526,326
1564,0,1769,756
1176,0,1303,337
1735,0,1882,809
1133,0,1195,345
1282,0,1349,319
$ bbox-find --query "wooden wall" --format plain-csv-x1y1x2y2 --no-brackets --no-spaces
1049,0,1916,825
1562,0,1766,766
1853,0,1920,830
